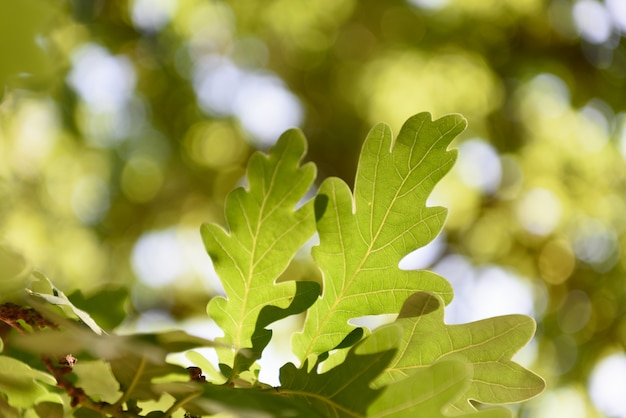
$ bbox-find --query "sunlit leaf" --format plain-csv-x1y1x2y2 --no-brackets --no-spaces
368,359,511,418
293,113,465,362
375,292,545,411
201,129,316,365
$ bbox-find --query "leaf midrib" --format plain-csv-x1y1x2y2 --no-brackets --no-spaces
302,119,456,360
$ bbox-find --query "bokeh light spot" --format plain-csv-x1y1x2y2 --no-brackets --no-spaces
434,257,535,324
532,386,588,418
558,290,592,334
131,0,177,32
121,157,164,203
516,188,562,236
538,239,575,285
399,232,446,270
194,57,303,145
183,121,246,169
71,175,110,225
456,139,502,194
68,44,136,113
571,219,619,271
606,0,626,32
131,228,221,292
589,352,626,418
572,0,612,44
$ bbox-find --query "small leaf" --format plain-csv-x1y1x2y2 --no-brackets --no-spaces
376,292,545,411
27,273,104,335
294,113,465,362
202,129,316,365
368,359,511,418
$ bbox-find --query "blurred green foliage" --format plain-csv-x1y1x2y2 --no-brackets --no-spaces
1,0,626,416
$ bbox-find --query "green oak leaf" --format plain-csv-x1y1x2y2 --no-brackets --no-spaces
368,359,512,418
201,129,316,366
375,292,545,412
279,325,401,417
293,112,465,362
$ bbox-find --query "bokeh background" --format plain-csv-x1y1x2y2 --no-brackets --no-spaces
2,0,626,416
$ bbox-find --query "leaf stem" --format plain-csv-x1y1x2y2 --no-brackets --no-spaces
114,356,147,408
163,390,202,418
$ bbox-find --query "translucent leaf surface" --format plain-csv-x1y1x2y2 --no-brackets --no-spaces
293,113,466,361
368,359,511,418
376,292,545,411
201,129,316,364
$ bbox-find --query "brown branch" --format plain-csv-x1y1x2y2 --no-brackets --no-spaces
0,302,58,333
0,303,141,417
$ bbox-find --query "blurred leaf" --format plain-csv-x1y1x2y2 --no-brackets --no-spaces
185,350,227,384
376,292,545,412
68,286,129,331
0,246,31,304
0,355,54,409
0,395,20,418
109,355,186,401
368,359,511,418
157,380,322,418
293,113,465,362
26,273,104,335
12,328,217,364
201,129,316,365
34,399,64,418
13,328,218,402
72,360,121,403
0,0,59,88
